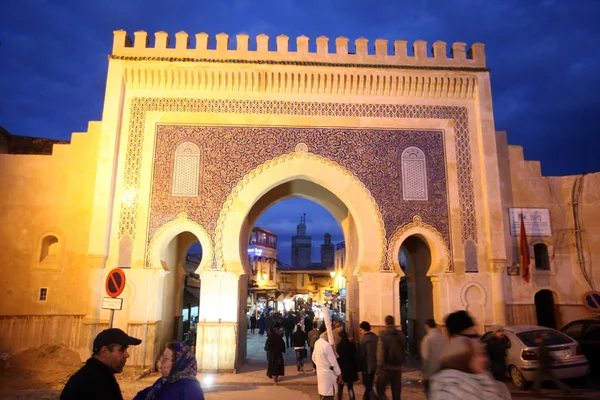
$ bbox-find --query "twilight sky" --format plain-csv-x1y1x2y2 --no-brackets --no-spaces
1,0,598,264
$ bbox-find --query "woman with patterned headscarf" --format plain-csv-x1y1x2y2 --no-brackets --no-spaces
134,342,204,400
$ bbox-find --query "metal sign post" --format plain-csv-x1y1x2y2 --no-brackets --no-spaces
102,297,123,328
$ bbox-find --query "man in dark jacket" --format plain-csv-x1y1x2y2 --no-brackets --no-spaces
376,315,406,400
486,328,508,380
359,321,378,400
283,312,296,348
60,328,142,400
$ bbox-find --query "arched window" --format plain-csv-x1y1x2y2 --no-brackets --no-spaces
534,243,550,270
401,146,428,201
172,142,201,197
39,235,59,264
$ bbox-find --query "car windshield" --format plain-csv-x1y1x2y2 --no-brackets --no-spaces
517,329,573,347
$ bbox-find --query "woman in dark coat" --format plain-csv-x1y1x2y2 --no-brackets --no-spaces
250,314,257,334
265,323,286,382
336,330,358,400
258,313,266,336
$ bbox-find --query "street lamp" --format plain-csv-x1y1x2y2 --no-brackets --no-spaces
330,271,336,278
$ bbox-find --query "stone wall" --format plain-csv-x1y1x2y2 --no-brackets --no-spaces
497,130,600,327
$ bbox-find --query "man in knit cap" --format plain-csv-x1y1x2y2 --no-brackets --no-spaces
444,310,479,339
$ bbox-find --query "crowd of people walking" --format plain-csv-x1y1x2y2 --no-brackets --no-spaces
63,308,575,400
257,309,515,400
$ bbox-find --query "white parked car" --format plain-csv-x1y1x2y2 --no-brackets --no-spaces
481,325,590,389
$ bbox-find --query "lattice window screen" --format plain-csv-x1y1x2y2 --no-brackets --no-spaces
172,142,200,196
401,146,428,201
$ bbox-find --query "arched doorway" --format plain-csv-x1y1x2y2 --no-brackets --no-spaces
535,289,558,329
161,232,203,346
214,152,386,371
245,197,345,370
398,236,434,355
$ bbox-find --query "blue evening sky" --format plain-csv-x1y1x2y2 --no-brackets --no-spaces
1,0,598,263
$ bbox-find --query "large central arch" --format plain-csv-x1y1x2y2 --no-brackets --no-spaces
216,148,386,276
197,147,387,371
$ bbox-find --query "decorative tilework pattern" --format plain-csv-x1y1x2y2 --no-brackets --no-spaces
148,125,451,258
118,98,477,246
401,146,428,201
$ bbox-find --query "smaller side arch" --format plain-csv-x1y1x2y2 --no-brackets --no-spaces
146,212,213,273
387,215,451,276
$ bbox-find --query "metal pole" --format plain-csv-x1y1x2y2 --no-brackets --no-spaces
109,309,115,328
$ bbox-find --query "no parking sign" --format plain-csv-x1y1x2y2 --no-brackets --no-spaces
103,268,126,327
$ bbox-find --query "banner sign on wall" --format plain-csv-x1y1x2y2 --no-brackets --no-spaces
509,208,552,237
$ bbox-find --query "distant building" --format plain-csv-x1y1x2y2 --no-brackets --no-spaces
248,226,278,280
248,227,278,316
291,214,311,267
320,233,334,267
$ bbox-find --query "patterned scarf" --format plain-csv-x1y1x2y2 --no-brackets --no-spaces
145,342,199,400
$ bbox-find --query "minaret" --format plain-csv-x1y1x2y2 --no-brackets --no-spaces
321,233,334,267
291,214,311,267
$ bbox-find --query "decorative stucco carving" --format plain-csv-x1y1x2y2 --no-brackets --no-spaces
386,215,452,273
401,146,428,201
460,280,488,309
295,143,309,153
489,259,506,274
213,151,387,271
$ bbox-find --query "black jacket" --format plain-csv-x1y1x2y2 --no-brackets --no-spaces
359,331,378,374
283,317,296,332
60,357,123,400
337,339,359,382
292,330,307,347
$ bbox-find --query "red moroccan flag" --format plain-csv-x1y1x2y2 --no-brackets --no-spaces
520,213,531,283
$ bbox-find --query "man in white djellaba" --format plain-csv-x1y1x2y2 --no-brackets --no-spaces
312,332,342,400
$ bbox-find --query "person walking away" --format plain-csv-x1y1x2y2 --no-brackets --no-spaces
485,328,508,381
421,319,448,397
308,321,321,372
133,342,204,400
258,313,266,336
265,322,286,383
428,336,511,400
376,315,406,400
265,312,275,337
336,330,359,400
305,314,314,332
284,312,296,348
293,323,308,371
532,332,571,395
359,321,378,400
60,328,142,400
250,314,257,335
313,331,343,400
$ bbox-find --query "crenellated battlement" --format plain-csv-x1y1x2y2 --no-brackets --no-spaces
111,30,487,70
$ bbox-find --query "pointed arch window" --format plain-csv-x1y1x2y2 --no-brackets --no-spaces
401,146,428,201
172,142,201,197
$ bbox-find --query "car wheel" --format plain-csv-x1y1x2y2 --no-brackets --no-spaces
510,365,529,390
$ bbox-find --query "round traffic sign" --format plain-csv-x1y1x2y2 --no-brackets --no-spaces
583,291,600,312
105,268,126,298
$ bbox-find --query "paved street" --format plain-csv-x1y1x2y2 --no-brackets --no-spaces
1,332,599,399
